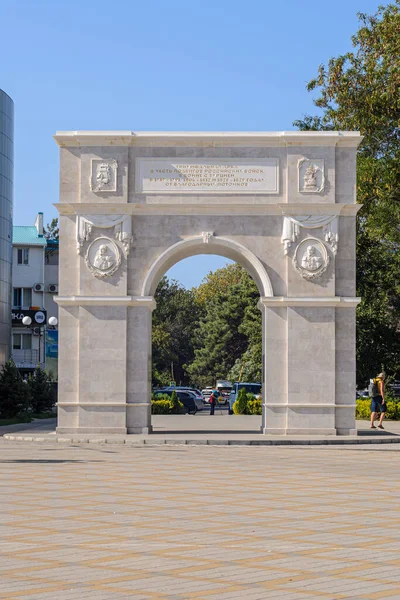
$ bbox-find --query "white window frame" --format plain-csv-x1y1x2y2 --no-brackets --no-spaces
17,248,29,265
12,333,32,351
12,288,32,309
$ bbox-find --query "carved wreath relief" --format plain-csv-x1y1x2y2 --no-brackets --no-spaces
85,237,121,279
76,215,133,257
90,159,118,192
293,238,329,280
298,159,325,193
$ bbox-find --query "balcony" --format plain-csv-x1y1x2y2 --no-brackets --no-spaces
11,349,40,369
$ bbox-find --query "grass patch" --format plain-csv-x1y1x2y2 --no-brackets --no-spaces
0,411,56,426
0,414,32,426
31,411,56,419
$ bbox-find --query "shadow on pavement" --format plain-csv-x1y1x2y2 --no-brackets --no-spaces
0,459,104,464
152,429,260,435
357,429,399,436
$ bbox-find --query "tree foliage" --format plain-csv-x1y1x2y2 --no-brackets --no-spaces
294,2,400,383
28,367,55,413
44,218,59,240
186,265,261,388
152,277,203,386
0,360,32,418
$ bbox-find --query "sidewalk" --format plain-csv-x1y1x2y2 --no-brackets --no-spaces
0,417,57,437
2,415,400,446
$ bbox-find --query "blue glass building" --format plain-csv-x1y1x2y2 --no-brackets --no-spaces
0,90,14,365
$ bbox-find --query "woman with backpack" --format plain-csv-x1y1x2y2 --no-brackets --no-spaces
370,372,386,429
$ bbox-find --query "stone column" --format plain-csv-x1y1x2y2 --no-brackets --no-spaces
126,298,156,434
260,302,287,434
55,298,129,434
260,297,359,435
286,305,336,435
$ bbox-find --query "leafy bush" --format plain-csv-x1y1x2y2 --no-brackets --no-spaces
356,398,371,420
247,397,262,415
170,390,182,412
28,367,55,413
151,392,185,414
0,360,32,419
356,397,400,420
233,388,260,415
233,388,249,414
151,400,174,414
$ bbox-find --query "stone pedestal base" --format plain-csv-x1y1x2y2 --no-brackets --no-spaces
262,427,338,436
127,427,152,434
56,427,127,434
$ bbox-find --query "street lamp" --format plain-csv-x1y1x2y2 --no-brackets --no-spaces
22,316,42,364
22,316,58,367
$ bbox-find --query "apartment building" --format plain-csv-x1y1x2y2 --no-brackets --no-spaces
11,213,59,377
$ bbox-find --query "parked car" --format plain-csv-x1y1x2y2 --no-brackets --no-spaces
202,387,214,403
161,387,204,410
228,382,262,413
153,389,199,414
390,381,400,397
216,380,232,405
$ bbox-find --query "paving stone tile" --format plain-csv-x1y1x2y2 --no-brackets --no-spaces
2,440,400,599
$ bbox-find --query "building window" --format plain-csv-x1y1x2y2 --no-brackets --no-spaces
17,248,29,265
12,288,32,308
12,333,32,350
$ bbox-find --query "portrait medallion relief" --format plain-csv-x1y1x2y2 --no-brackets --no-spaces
90,159,118,192
293,237,330,280
298,158,325,193
84,237,121,279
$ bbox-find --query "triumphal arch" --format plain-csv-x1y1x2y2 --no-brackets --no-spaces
54,131,361,435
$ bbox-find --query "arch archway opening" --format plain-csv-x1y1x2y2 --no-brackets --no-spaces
148,241,270,434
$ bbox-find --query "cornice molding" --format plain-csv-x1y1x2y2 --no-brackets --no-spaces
54,202,362,217
54,295,156,310
259,296,361,308
53,130,363,148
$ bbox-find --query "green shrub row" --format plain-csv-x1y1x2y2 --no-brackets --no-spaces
233,388,262,415
356,398,400,420
151,391,185,414
0,360,55,419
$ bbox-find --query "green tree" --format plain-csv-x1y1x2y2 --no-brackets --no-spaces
152,277,203,386
195,263,245,306
187,265,261,388
294,2,400,383
44,218,59,240
28,367,55,413
0,360,32,419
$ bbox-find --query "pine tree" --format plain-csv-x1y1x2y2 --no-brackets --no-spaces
28,367,55,414
0,360,32,419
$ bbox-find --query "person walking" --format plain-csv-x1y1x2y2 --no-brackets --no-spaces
209,390,218,416
370,372,386,429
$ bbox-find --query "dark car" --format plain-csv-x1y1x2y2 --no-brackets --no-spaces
153,389,198,414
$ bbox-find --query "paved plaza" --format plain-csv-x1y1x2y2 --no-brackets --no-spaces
2,439,400,599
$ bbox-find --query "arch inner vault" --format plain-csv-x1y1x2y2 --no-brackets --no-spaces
54,131,362,436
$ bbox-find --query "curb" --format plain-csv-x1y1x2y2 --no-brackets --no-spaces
3,434,400,446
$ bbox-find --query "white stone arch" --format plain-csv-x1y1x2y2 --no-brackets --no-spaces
141,235,274,298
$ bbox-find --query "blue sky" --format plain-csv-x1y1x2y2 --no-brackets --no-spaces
1,0,379,288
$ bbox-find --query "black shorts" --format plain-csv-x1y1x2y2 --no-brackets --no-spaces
371,396,386,413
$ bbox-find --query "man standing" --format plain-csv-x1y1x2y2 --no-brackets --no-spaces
370,372,386,429
209,390,218,416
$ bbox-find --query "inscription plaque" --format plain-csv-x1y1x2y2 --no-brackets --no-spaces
136,158,279,194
